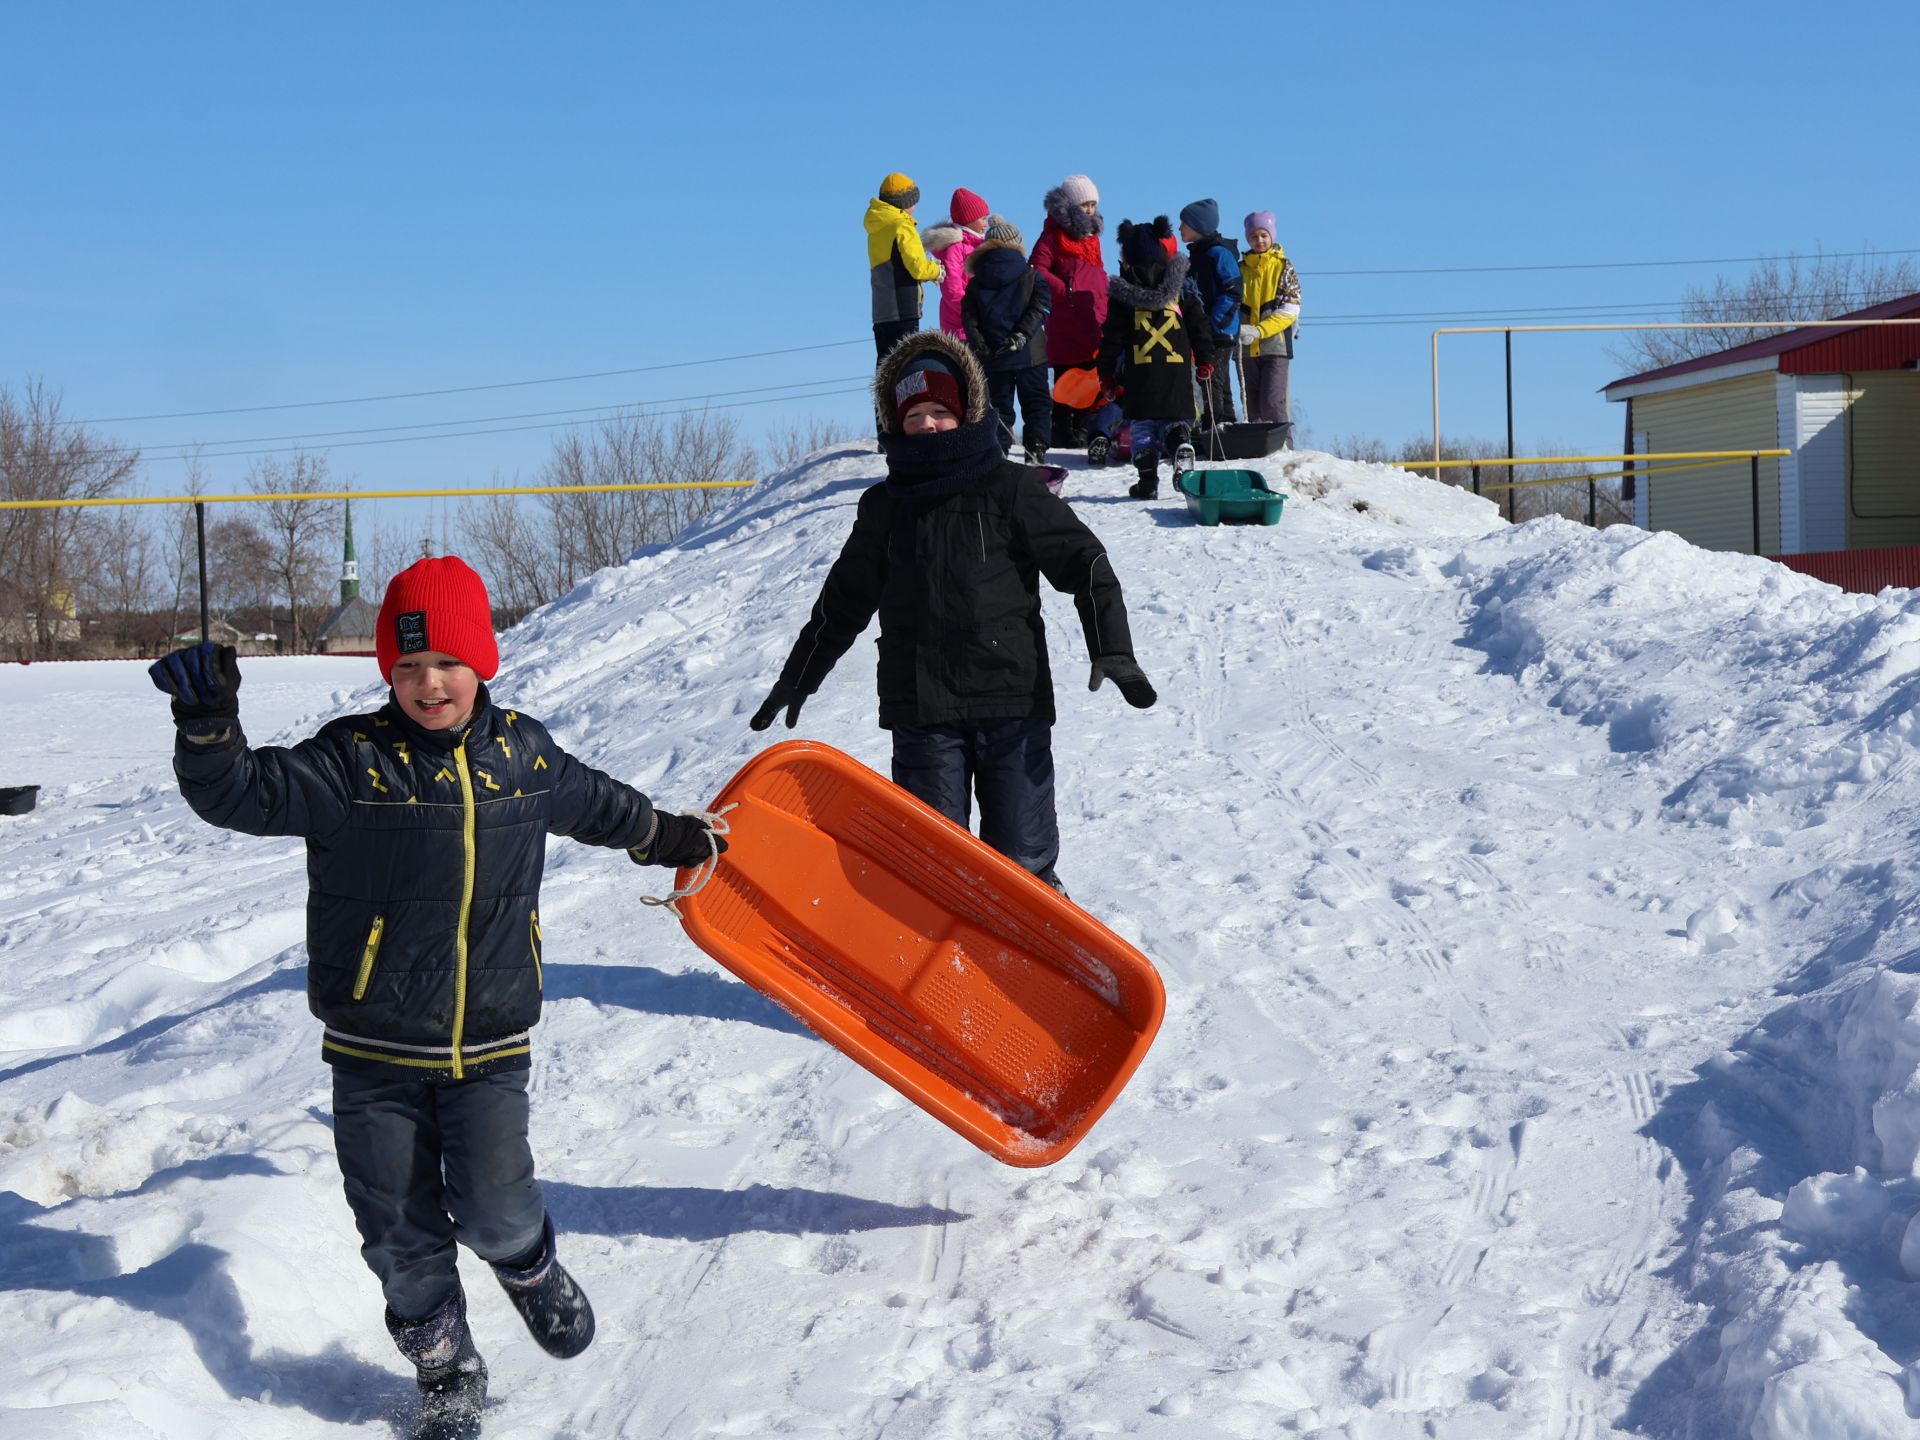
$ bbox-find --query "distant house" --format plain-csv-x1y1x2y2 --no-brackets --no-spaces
1603,294,1920,557
314,594,378,655
166,618,279,655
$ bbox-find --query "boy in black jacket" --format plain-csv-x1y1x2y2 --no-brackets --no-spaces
749,329,1156,894
149,556,725,1440
961,214,1052,465
1098,217,1217,499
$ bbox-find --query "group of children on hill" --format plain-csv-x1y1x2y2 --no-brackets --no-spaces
863,171,1303,498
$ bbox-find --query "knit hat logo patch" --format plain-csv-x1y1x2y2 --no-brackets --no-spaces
895,370,929,406
395,610,430,655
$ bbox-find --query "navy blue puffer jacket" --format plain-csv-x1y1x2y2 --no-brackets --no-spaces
173,685,657,1080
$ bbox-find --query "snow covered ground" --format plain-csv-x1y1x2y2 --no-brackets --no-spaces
8,443,1920,1437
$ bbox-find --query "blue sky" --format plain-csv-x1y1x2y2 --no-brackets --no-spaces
5,1,1917,536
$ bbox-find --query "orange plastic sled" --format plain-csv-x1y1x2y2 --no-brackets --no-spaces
673,741,1165,1167
1049,365,1103,410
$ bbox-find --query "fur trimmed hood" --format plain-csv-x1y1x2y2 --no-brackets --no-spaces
873,329,993,435
922,221,967,254
965,236,1028,274
1043,184,1103,239
1109,250,1191,311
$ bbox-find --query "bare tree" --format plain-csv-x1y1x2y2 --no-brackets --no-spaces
1609,249,1920,373
246,451,337,651
763,415,859,472
0,381,141,659
461,409,755,614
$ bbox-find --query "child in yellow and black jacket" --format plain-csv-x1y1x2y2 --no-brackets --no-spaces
864,171,945,362
149,555,726,1440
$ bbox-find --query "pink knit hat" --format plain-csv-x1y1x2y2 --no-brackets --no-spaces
950,188,989,226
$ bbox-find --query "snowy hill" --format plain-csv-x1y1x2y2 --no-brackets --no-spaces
8,444,1920,1437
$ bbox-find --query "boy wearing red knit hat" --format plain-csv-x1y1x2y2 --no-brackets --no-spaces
149,554,726,1440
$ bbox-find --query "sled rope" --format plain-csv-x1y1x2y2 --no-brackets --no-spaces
639,802,738,917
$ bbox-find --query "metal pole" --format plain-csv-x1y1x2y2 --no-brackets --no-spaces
1588,476,1597,528
1471,463,1480,496
1751,454,1761,555
1504,329,1514,460
195,501,209,644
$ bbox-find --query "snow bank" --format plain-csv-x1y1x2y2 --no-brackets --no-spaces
10,444,1920,1436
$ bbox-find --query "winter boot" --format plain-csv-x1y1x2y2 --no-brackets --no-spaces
1169,424,1196,479
1037,867,1070,899
1023,446,1048,468
1085,433,1111,467
1128,455,1160,500
387,1286,488,1440
492,1215,595,1360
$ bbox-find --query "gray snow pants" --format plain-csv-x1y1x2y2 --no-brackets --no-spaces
1242,353,1291,428
333,1068,547,1321
1201,337,1238,427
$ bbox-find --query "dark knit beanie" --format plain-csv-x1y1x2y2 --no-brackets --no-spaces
1121,220,1166,269
1180,198,1220,236
892,355,965,426
376,555,499,681
985,214,1023,247
880,172,921,210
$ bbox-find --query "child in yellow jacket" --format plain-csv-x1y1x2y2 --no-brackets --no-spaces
865,172,945,362
1237,210,1301,436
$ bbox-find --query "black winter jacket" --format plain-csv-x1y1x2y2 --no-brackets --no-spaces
172,686,657,1080
962,242,1050,372
772,455,1139,727
1097,252,1216,422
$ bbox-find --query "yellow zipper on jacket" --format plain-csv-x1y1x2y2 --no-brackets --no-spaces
351,916,386,1001
451,738,479,1078
530,908,543,990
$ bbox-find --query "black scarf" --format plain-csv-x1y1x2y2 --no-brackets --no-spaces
879,417,1004,504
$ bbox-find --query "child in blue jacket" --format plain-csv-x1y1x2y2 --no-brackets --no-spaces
150,556,725,1440
1178,198,1244,431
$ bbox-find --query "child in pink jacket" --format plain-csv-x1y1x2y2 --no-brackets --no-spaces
923,188,991,337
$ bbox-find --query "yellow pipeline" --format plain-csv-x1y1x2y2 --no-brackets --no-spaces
0,480,755,511
1407,449,1786,471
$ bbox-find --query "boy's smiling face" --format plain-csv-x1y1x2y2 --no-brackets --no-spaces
390,650,479,731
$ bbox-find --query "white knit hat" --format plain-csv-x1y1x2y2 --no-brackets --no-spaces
1060,174,1099,207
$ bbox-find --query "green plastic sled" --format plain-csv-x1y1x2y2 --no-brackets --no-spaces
1174,468,1286,526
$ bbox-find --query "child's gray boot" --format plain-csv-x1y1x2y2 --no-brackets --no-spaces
386,1283,487,1440
493,1215,595,1359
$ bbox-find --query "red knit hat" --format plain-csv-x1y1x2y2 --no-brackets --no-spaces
950,187,989,227
375,555,500,681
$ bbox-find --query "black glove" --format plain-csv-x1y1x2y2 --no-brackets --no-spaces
749,681,805,732
1002,330,1028,355
629,811,729,869
149,642,242,735
1089,656,1157,709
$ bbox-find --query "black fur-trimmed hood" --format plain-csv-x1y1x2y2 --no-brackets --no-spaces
1109,250,1190,310
872,328,993,435
1043,184,1104,239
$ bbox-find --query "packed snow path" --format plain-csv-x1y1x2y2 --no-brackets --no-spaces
8,446,1920,1438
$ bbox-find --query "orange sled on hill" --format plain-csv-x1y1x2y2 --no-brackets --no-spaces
672,741,1166,1167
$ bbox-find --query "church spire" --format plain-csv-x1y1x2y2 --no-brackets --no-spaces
340,497,359,602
